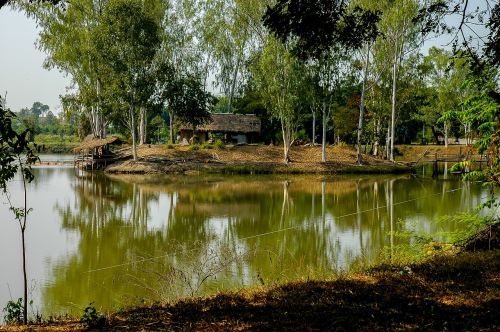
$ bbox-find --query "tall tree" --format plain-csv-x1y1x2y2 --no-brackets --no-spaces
21,0,110,139
251,36,302,163
93,0,161,161
263,0,379,162
200,0,271,113
379,0,420,161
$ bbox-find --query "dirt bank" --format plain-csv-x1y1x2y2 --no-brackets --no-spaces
105,145,412,175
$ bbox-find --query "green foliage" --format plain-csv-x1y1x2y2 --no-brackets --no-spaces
200,142,214,150
388,213,491,261
189,144,200,151
80,303,106,329
2,298,24,325
0,100,38,192
214,139,225,149
170,76,214,132
263,0,380,60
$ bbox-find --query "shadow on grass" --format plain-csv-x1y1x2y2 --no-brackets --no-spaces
107,251,500,331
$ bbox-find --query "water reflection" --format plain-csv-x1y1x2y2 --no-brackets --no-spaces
39,171,484,315
0,168,488,317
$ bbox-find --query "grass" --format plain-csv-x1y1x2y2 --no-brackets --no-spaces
33,134,79,153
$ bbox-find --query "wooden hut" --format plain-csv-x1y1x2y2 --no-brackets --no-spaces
178,113,261,144
73,135,123,170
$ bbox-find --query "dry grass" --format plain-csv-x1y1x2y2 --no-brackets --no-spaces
106,144,410,175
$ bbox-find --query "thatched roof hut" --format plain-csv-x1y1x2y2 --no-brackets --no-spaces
178,113,261,144
73,135,122,153
178,113,261,133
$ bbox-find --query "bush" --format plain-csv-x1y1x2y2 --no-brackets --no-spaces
200,142,214,149
2,299,24,325
214,140,225,150
166,144,175,149
189,144,200,151
80,303,106,329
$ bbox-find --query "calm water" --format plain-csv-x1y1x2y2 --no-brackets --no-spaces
0,164,489,318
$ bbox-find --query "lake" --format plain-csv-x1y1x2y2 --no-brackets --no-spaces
0,162,490,319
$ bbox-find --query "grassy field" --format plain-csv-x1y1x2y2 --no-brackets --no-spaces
34,135,79,153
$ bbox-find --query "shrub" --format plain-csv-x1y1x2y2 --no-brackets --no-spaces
201,142,214,149
214,140,225,150
189,144,200,151
166,144,175,149
2,299,24,325
80,303,106,329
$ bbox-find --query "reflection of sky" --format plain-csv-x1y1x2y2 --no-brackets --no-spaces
0,168,80,320
0,167,493,321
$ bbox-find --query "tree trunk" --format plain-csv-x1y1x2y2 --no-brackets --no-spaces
21,229,27,325
130,106,138,161
373,117,380,156
357,43,370,165
169,111,174,144
390,49,398,162
431,126,440,145
203,53,212,93
312,110,316,146
139,106,147,145
228,56,241,113
322,102,327,163
444,122,449,147
386,125,391,160
19,158,28,325
282,121,291,164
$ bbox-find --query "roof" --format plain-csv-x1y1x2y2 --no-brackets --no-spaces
73,135,122,153
179,113,261,133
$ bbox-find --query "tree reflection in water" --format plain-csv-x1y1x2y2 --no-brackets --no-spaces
42,172,484,316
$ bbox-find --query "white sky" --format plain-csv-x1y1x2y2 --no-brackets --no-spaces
0,6,70,114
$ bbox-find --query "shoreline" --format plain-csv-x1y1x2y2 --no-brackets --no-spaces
104,159,414,175
2,247,498,331
102,145,415,175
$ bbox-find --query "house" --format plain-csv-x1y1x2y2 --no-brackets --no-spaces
178,113,261,144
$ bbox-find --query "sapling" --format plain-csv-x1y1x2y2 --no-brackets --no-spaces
0,98,38,324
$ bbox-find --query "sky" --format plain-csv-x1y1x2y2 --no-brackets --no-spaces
0,6,70,114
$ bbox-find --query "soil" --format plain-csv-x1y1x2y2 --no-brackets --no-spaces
105,145,412,175
2,249,499,331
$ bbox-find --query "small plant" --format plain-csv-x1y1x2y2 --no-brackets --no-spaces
189,144,200,151
80,303,106,329
3,298,24,325
214,140,225,149
201,142,214,149
166,144,175,149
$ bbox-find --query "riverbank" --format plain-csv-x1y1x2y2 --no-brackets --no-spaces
105,145,412,175
2,244,499,331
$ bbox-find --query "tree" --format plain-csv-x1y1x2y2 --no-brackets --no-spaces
21,0,110,139
263,0,379,162
199,0,271,113
421,47,471,147
251,36,303,163
93,0,161,161
29,101,49,118
0,97,38,325
171,76,213,140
